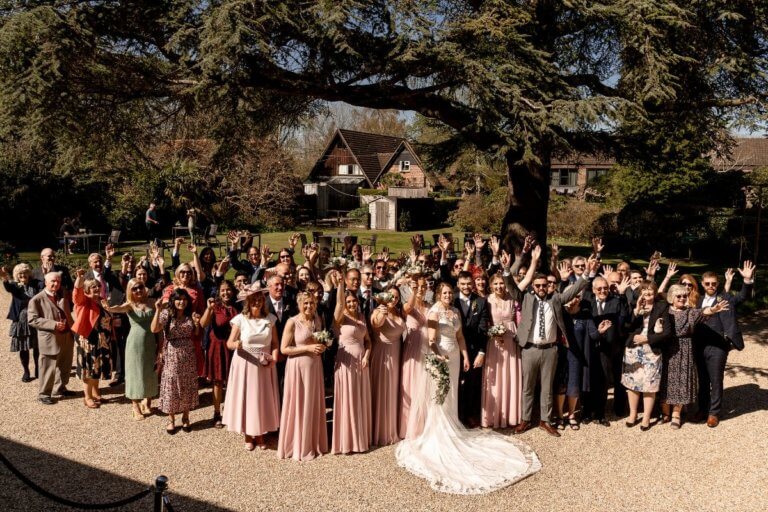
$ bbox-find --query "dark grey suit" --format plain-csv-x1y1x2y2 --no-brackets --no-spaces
27,290,74,398
507,274,590,423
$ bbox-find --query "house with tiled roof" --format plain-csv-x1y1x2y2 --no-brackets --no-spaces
550,137,768,195
304,128,431,217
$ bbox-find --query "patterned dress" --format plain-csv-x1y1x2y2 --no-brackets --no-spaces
158,310,199,414
76,309,113,380
660,308,703,405
621,314,662,393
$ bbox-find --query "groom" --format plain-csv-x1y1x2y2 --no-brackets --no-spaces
454,271,491,428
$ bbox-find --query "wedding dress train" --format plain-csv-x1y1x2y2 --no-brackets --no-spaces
395,305,541,494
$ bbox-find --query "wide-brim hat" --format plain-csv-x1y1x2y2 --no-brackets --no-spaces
237,282,269,302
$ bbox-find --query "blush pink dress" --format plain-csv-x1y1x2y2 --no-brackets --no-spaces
331,313,372,454
277,315,328,461
481,296,522,428
222,314,280,436
399,305,428,439
370,314,406,446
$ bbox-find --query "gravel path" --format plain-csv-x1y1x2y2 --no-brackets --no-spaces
1,292,766,511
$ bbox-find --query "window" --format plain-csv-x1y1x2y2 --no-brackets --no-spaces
399,160,411,172
338,164,358,175
587,169,608,183
551,169,577,187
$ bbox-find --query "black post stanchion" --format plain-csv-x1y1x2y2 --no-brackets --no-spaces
154,475,169,512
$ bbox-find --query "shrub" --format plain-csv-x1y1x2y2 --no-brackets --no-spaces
449,187,508,233
547,194,608,242
348,207,369,225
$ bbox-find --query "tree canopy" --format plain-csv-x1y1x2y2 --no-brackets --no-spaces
1,1,767,247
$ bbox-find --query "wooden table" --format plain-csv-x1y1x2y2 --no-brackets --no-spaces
61,233,107,255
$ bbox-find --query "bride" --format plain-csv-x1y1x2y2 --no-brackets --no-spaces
395,282,541,494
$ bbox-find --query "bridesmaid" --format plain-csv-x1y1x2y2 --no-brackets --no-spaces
200,280,238,428
481,273,523,429
223,283,280,451
399,275,429,439
331,279,372,454
102,278,158,420
277,292,328,461
151,289,201,434
370,286,406,446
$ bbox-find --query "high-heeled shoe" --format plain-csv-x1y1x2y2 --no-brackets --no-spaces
625,418,640,428
640,424,651,432
132,408,145,421
181,416,192,433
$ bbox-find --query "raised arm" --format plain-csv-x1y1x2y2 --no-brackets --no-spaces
517,245,541,291
101,300,133,314
657,262,678,294
333,279,346,325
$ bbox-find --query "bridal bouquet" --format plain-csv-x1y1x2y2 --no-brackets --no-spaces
424,354,450,405
324,257,347,270
374,291,394,305
313,330,333,347
488,324,508,338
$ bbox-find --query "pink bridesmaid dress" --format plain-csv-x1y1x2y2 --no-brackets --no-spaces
370,315,406,446
481,297,523,429
332,313,372,454
222,314,281,436
277,315,328,461
399,306,428,439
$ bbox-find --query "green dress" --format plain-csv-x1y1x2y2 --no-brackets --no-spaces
125,308,159,400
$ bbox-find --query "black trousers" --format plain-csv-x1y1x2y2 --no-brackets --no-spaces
696,344,728,417
612,351,628,416
459,365,482,425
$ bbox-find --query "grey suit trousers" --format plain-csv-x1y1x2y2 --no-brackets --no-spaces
521,344,558,423
38,334,74,398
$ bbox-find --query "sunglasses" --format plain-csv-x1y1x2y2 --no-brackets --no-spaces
674,294,689,299
178,270,192,275
280,254,291,259
533,283,548,288
681,282,693,287
375,266,386,270
594,286,609,291
361,272,373,276
573,264,585,269
702,281,718,286
131,285,145,292
453,264,462,269
547,281,557,285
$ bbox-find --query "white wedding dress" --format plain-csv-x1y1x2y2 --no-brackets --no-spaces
395,305,541,494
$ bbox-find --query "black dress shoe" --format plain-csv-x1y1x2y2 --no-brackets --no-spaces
53,389,76,397
640,424,651,432
21,375,32,383
38,397,55,405
595,418,611,427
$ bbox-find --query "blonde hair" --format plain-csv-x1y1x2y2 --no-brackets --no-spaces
125,278,146,305
83,278,99,293
242,292,267,319
667,284,688,306
12,263,32,282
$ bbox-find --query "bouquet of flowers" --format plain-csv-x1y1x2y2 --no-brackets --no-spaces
374,291,394,305
488,324,508,338
424,354,451,405
324,256,347,270
313,330,333,347
405,264,425,276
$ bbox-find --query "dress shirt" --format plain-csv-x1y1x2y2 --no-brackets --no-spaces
702,294,717,309
533,298,556,345
271,297,284,320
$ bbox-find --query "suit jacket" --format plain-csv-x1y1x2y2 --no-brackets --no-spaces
581,291,630,354
85,267,125,306
32,264,73,291
453,293,490,359
624,301,672,353
27,290,72,356
3,279,44,321
507,274,590,348
266,295,299,343
695,283,752,351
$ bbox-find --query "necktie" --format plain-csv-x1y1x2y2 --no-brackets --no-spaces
597,301,604,316
95,274,108,300
275,300,283,321
363,289,370,300
538,299,546,340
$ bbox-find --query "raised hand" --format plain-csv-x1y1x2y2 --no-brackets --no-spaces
645,259,659,278
261,244,270,262
307,244,319,263
739,260,756,281
665,261,678,279
522,235,535,254
711,299,730,314
227,230,239,249
531,244,542,262
500,250,511,269
473,233,486,250
288,232,301,249
381,246,390,261
174,237,185,248
410,235,421,250
587,255,600,274
105,243,115,260
75,268,86,278
490,235,501,256
464,241,475,258
557,261,572,281
724,268,735,285
207,297,216,309
362,245,372,262
592,237,605,254
600,264,614,277
0,266,8,280
551,243,560,259
149,244,159,261
217,257,230,274
616,276,631,295
438,235,451,252
187,243,197,254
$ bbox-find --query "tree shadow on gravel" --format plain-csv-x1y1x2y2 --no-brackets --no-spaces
721,383,768,422
0,437,231,512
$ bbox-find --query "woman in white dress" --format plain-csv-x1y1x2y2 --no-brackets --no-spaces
396,282,541,495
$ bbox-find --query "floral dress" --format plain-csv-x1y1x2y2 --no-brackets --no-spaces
621,314,662,393
660,308,703,405
158,310,199,414
76,309,113,380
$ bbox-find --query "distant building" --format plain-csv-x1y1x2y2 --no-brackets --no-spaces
304,128,431,217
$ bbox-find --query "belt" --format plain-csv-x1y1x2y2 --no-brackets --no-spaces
525,342,557,350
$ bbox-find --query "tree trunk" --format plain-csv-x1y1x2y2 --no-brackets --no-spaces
500,150,551,260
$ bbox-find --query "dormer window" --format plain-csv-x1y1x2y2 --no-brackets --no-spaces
339,164,360,175
399,160,411,172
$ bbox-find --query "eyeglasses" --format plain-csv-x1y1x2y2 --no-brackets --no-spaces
702,281,718,287
131,285,145,292
674,294,689,299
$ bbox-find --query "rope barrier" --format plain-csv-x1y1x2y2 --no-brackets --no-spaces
0,451,162,510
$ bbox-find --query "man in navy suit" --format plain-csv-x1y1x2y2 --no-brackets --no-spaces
453,271,491,427
693,261,754,427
